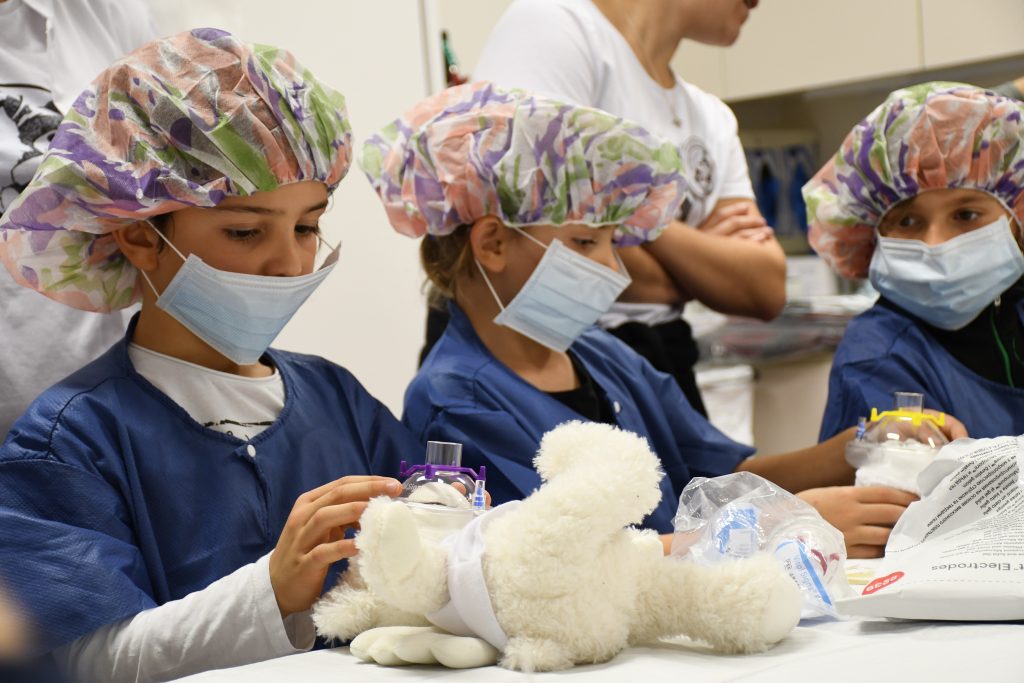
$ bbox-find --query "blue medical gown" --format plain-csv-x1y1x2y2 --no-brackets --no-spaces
820,302,1024,440
403,305,753,533
0,329,419,654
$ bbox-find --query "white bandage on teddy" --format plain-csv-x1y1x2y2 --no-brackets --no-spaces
424,503,519,648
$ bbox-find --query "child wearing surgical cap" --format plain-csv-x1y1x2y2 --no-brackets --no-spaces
363,82,961,557
0,29,417,681
805,81,1024,441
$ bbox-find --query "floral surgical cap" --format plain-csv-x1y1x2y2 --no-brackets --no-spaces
0,28,352,312
360,81,688,245
803,81,1024,279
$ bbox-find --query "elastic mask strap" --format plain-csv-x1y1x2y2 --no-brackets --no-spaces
511,226,549,251
613,249,631,281
146,220,188,262
474,259,506,312
139,269,161,299
475,227,616,312
139,220,188,299
318,234,339,252
319,194,339,257
317,235,342,269
473,227,547,313
516,225,630,281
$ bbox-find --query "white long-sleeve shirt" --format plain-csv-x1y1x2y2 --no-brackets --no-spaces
54,553,314,683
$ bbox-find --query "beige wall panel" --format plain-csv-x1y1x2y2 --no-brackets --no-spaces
921,0,1024,69
724,0,922,101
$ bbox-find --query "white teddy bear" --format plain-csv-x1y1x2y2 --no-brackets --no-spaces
314,421,801,671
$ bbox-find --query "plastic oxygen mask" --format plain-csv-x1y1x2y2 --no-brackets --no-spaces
856,391,948,449
846,392,948,494
398,441,488,539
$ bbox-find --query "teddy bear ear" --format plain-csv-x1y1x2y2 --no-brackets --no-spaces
533,421,616,480
529,421,665,525
534,421,661,483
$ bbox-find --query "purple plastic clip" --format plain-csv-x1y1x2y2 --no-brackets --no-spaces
399,461,487,484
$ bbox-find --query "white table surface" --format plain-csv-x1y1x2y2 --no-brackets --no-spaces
175,617,1024,682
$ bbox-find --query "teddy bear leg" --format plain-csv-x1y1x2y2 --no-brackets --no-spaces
429,635,500,669
313,557,430,642
372,602,432,629
350,625,442,665
357,497,452,614
633,555,800,653
499,636,576,672
312,581,382,643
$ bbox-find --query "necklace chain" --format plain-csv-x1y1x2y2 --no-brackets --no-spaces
662,83,682,127
619,7,682,127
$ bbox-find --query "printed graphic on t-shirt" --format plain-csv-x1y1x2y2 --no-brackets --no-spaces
677,136,716,224
203,417,275,441
0,83,61,212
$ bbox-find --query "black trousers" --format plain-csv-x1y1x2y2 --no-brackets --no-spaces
420,307,707,417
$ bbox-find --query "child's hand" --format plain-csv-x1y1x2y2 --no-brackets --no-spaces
876,410,967,445
269,475,401,617
798,486,918,559
925,410,968,441
450,482,492,507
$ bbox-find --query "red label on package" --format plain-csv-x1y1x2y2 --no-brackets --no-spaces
863,571,905,595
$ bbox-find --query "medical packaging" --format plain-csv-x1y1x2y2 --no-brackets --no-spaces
671,471,852,618
837,435,1024,620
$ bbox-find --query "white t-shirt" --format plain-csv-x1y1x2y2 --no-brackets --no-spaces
128,344,286,441
474,0,756,328
0,0,157,436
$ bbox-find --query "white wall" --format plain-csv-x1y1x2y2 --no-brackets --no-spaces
145,0,435,417
433,0,512,79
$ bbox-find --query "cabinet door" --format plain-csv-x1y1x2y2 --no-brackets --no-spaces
671,42,727,98
723,0,922,101
922,0,1024,68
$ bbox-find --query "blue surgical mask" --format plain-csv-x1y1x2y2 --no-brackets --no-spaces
476,229,631,352
869,216,1024,330
141,227,339,365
